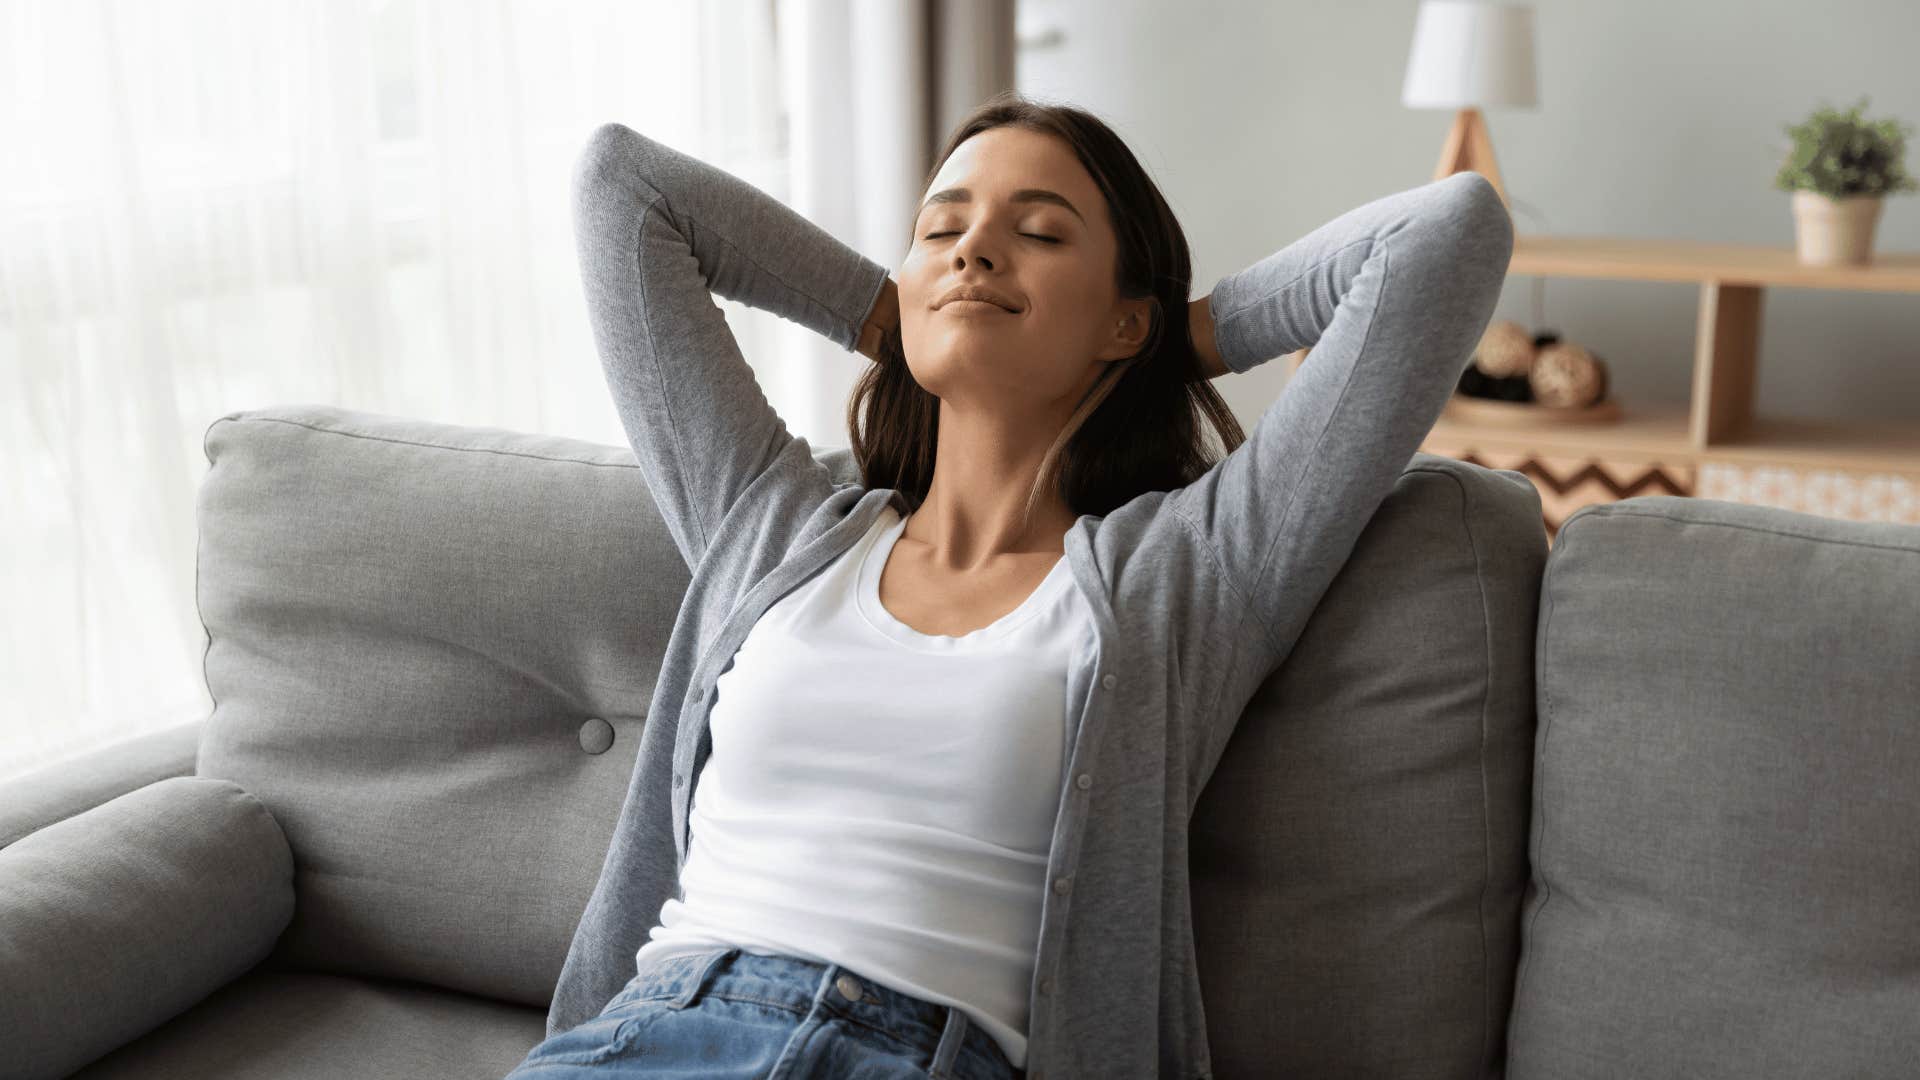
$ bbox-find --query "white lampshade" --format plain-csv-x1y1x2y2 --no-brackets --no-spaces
1401,1,1538,109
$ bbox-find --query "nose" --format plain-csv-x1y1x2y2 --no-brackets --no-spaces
950,231,997,271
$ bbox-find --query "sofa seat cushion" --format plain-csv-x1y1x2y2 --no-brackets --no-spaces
69,965,545,1079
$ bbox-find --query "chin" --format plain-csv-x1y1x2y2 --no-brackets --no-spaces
906,343,988,386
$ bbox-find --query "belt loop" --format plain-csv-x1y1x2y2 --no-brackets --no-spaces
929,1004,971,1077
667,947,736,1010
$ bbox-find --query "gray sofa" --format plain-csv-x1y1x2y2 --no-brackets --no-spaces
4,402,1915,1080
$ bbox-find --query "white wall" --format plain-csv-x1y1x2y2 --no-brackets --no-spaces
1014,0,1920,428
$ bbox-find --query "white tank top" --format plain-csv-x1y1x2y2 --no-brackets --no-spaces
634,502,1094,1070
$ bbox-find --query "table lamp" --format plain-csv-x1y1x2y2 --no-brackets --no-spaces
1401,0,1537,209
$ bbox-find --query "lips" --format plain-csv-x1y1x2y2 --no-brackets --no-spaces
937,285,1021,312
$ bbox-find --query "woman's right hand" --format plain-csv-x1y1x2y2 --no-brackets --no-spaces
1189,294,1229,380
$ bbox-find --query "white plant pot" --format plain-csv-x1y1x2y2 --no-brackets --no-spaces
1790,189,1884,266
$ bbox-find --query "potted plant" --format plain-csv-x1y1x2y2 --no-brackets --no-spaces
1774,96,1917,266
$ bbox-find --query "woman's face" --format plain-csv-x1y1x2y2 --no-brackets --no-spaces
897,126,1148,415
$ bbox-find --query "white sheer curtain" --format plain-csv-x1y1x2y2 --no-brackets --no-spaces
0,0,800,778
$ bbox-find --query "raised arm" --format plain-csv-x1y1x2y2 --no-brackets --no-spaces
1167,170,1513,720
570,121,892,570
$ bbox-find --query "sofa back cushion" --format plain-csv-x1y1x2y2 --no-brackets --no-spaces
1190,455,1546,1079
1506,496,1920,1078
194,405,690,1007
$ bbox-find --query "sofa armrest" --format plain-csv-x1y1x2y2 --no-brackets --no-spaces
0,775,295,1080
0,718,204,849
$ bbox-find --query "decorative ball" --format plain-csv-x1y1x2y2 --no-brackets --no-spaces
1530,341,1607,407
1473,319,1536,378
1458,366,1533,402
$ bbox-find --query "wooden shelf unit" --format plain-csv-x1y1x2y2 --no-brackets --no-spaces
1393,234,1920,539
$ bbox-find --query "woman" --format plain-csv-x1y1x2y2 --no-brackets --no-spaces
509,91,1513,1079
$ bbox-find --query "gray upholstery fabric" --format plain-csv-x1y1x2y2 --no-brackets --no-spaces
1192,460,1546,1079
1507,496,1920,1078
68,967,546,1079
0,718,203,848
0,776,294,1080
184,404,1554,1077
193,406,674,1009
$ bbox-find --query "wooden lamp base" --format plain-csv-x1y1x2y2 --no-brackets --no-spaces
1433,107,1513,212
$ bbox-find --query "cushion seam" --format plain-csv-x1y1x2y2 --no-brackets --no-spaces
1569,505,1919,554
1444,468,1499,1071
209,415,640,470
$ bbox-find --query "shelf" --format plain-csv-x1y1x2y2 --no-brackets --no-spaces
1510,234,1920,294
1426,399,1920,478
1409,232,1920,536
1701,414,1920,475
1428,400,1694,462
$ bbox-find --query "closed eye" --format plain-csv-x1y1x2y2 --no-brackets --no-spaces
923,231,1060,243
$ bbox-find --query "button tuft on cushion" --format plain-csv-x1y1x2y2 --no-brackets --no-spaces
578,717,615,755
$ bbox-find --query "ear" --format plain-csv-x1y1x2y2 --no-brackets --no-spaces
1096,297,1156,362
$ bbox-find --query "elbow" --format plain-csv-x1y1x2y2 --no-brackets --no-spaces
572,122,634,191
1425,171,1514,296
571,121,661,210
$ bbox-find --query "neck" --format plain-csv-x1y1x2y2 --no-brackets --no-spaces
904,401,1076,572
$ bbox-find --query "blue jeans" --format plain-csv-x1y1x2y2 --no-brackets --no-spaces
505,946,1024,1079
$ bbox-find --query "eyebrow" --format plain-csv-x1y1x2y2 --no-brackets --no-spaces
917,187,1085,225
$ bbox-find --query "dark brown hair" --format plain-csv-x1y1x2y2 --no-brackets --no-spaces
844,90,1246,531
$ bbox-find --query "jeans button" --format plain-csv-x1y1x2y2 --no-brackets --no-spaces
835,974,863,1002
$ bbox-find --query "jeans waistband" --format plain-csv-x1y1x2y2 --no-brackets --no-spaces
627,946,1018,1078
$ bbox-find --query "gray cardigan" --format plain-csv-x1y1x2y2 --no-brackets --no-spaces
551,121,1515,1079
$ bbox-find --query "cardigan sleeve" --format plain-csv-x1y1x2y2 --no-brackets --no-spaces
1167,170,1513,672
569,122,892,571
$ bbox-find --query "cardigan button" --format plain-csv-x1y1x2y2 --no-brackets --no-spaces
1039,975,1055,995
1075,773,1091,790
1052,876,1072,895
1101,673,1116,690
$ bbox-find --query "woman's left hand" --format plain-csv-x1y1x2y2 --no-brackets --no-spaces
856,277,901,362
